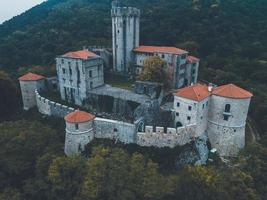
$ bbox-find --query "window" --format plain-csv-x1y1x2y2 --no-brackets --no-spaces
161,54,165,59
75,124,79,130
117,30,120,33
89,70,92,78
114,128,118,132
188,106,192,111
90,81,93,89
61,59,64,64
192,69,196,74
177,102,180,107
69,68,72,75
202,104,205,109
206,101,209,106
63,78,66,83
77,67,81,86
193,63,197,67
187,116,191,121
176,112,179,117
224,115,229,121
181,54,186,59
225,104,231,113
62,68,66,74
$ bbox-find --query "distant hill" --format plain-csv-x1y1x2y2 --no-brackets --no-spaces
0,0,267,136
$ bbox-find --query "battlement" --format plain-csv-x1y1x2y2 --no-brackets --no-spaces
35,90,74,118
111,6,140,17
136,124,197,148
87,46,112,51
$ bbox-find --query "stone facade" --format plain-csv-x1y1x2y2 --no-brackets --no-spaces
111,4,140,73
136,124,197,148
56,53,104,106
134,81,163,98
94,117,137,143
19,78,46,110
207,95,251,156
174,83,252,156
133,51,199,88
65,120,95,156
174,96,209,137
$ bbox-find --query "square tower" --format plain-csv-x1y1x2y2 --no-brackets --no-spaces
111,2,140,74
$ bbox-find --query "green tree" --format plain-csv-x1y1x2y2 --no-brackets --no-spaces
0,120,61,190
0,71,20,121
48,156,87,200
138,56,168,86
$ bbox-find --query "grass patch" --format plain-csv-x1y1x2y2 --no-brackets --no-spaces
105,73,135,90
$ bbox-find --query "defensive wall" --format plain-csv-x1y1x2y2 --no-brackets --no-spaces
35,90,75,118
136,124,197,148
34,90,196,149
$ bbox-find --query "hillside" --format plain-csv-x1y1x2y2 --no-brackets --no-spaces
0,1,267,199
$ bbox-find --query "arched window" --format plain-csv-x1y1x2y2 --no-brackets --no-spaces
225,104,231,113
176,122,183,128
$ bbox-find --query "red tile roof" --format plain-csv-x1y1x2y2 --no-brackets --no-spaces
18,72,45,81
212,84,253,99
65,110,95,123
133,45,188,55
187,55,200,63
62,50,98,60
175,83,210,101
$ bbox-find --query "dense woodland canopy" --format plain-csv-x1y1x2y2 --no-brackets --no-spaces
0,0,267,199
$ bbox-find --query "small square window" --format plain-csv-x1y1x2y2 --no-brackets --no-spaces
188,106,192,111
224,115,229,121
187,116,191,121
177,102,180,107
176,112,179,117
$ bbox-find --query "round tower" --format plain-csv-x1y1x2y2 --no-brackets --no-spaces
207,84,253,157
111,2,140,74
64,110,96,156
18,72,46,110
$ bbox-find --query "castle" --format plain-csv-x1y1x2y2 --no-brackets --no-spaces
18,2,253,159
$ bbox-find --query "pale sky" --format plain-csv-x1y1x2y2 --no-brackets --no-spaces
0,0,45,24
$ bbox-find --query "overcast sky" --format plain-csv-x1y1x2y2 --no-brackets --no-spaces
0,0,45,24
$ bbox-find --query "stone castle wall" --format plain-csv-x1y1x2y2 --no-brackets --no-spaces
94,117,137,144
35,90,75,118
136,124,197,148
34,91,196,151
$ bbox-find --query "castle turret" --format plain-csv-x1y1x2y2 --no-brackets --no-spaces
111,2,140,74
18,72,46,110
207,84,253,156
64,110,95,156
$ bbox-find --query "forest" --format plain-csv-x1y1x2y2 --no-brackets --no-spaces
0,0,267,199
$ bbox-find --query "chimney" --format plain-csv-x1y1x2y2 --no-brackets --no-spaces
208,83,213,92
